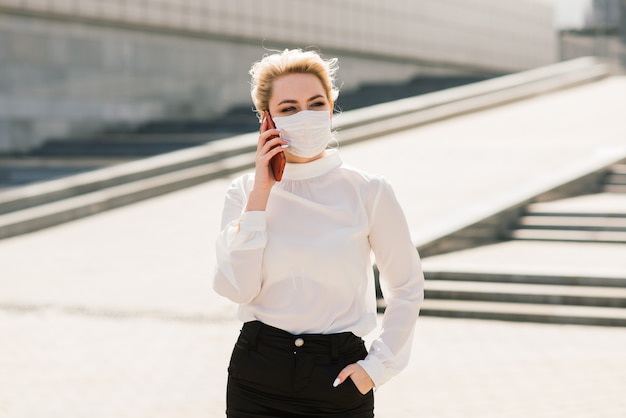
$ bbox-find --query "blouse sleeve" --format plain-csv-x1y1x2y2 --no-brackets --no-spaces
212,177,267,304
357,178,425,387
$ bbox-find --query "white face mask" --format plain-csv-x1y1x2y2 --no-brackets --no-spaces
272,110,332,158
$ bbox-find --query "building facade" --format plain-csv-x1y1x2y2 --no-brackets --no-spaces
0,0,557,153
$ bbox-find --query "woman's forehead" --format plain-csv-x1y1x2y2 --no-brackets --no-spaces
272,73,325,100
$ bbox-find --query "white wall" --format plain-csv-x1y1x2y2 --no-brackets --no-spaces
0,0,557,152
0,0,557,71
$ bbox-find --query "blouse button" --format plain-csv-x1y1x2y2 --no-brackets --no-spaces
294,338,304,347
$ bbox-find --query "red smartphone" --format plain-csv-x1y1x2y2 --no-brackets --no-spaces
264,111,286,181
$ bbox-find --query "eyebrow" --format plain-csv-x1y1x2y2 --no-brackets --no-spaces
277,94,325,106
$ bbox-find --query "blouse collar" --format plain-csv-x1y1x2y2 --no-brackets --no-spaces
281,149,342,181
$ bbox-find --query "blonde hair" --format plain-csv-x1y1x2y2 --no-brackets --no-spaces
249,49,339,119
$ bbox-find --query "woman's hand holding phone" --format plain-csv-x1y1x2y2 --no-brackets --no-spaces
263,111,286,181
252,111,287,188
245,113,288,212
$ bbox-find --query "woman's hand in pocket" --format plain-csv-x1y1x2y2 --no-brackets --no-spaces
333,363,374,395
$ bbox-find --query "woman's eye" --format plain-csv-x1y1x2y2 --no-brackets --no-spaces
280,106,296,113
311,101,325,107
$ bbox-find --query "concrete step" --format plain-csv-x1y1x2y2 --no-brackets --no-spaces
0,134,257,215
509,193,626,242
523,193,626,217
130,119,259,134
0,165,102,187
605,173,626,185
510,228,626,243
0,157,132,167
0,157,130,191
30,139,213,157
425,280,626,307
1,134,239,187
424,266,626,289
334,75,493,111
54,133,224,143
418,299,626,327
411,241,626,326
608,164,626,175
600,164,626,192
517,215,626,230
605,185,626,193
423,269,626,288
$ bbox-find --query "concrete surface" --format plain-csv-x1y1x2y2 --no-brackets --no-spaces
422,240,626,280
1,76,626,417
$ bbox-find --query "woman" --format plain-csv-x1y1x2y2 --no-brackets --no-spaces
213,48,424,417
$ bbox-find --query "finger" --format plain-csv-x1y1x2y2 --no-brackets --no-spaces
262,145,287,163
256,130,275,152
333,364,356,387
259,113,268,133
259,134,288,154
258,128,282,145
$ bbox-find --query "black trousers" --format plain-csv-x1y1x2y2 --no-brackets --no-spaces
226,321,374,418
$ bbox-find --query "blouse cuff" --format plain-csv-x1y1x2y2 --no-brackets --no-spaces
357,338,399,388
357,355,386,388
239,211,266,232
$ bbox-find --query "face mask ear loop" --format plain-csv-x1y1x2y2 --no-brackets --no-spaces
327,135,339,152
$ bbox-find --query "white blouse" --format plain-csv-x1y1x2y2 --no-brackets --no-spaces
213,149,424,387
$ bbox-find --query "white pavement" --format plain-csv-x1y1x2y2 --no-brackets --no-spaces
1,76,626,417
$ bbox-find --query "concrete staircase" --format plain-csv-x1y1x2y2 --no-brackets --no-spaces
0,76,490,189
604,163,626,193
0,105,261,189
420,268,626,327
510,164,626,244
416,162,626,326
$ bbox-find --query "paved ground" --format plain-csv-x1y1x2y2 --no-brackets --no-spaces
1,76,626,417
3,310,626,417
422,239,626,279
